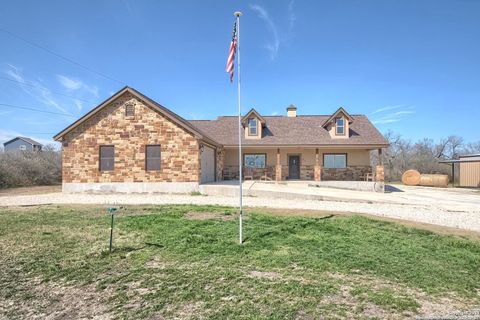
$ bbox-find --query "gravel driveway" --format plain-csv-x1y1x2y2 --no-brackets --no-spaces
1,189,479,233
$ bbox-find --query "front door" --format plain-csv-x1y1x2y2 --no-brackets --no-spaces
288,155,300,179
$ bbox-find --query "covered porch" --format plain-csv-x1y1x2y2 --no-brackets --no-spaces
218,146,385,183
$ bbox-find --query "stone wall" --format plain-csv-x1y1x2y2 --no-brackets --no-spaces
322,166,372,181
216,148,225,181
61,92,200,183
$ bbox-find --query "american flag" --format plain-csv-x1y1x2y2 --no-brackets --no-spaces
226,21,237,82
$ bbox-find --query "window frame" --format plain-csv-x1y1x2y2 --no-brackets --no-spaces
145,144,161,171
99,145,115,172
125,103,135,117
323,153,347,169
335,117,345,136
248,118,258,136
243,153,267,168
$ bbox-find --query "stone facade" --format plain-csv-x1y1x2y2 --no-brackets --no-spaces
216,148,225,181
322,166,372,181
61,92,200,184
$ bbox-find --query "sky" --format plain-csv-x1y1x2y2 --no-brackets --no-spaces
0,0,479,147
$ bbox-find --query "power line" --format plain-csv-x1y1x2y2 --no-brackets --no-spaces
0,103,76,117
0,76,96,104
0,27,124,85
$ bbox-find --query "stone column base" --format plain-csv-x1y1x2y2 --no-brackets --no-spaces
314,165,322,181
375,165,385,182
276,165,282,182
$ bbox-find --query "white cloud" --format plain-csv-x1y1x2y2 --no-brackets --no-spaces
371,105,416,125
370,104,409,115
5,65,70,114
288,0,296,33
250,4,280,60
57,74,99,98
271,111,279,116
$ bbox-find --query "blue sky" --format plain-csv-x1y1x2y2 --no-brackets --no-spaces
0,0,479,146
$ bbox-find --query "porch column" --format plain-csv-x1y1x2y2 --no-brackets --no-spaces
275,148,282,182
314,148,322,181
375,148,385,192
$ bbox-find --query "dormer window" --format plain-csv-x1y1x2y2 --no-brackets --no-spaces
335,118,345,135
248,118,257,136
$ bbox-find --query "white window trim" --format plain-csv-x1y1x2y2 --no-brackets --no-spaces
248,118,258,136
335,117,345,135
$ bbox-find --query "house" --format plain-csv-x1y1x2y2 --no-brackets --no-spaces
53,87,389,193
3,137,43,152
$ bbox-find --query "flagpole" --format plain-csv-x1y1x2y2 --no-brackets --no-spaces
234,11,243,244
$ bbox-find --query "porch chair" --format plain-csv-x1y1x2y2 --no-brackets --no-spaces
363,172,374,182
244,167,254,180
260,166,273,181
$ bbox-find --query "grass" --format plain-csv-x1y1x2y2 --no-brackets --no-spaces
0,204,479,319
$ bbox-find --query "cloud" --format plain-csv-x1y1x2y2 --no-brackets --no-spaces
288,0,296,33
57,74,99,98
370,104,409,115
371,105,415,125
271,111,279,116
250,4,280,60
5,65,70,114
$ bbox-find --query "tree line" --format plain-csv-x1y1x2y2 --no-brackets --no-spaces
377,131,480,182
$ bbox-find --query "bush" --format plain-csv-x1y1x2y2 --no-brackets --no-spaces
0,145,61,188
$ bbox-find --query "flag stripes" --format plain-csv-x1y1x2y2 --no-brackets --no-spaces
226,21,237,82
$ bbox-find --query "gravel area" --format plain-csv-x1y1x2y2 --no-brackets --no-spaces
1,192,479,233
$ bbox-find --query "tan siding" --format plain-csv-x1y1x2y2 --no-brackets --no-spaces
459,162,480,187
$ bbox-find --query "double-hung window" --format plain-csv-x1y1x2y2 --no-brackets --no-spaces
99,146,115,171
323,154,347,169
248,118,257,135
146,145,161,171
335,117,345,135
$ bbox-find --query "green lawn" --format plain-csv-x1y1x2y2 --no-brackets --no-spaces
0,205,479,319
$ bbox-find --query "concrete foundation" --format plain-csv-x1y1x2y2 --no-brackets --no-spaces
62,182,199,194
309,181,383,192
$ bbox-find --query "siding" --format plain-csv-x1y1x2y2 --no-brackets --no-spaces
459,157,480,187
4,139,33,151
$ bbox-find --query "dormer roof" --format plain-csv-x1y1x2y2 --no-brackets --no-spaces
241,108,266,126
321,107,354,128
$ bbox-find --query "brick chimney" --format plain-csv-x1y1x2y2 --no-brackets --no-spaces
287,104,297,117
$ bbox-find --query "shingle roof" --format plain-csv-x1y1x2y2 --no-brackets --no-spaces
3,136,43,146
189,115,389,146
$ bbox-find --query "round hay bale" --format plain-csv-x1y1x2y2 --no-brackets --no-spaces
402,169,421,186
419,174,449,188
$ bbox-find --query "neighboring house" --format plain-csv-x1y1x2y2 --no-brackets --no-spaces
53,87,389,193
3,137,43,152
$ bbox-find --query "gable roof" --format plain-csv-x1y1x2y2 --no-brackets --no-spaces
190,115,389,147
241,108,266,125
53,86,220,147
3,136,43,147
321,107,354,128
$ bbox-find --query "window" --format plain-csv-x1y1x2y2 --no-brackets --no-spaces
244,154,266,168
146,145,161,171
335,117,345,135
19,145,26,151
99,146,114,171
125,103,135,117
323,154,347,168
248,118,257,135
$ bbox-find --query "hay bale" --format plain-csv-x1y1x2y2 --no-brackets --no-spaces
402,169,421,186
419,174,449,188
